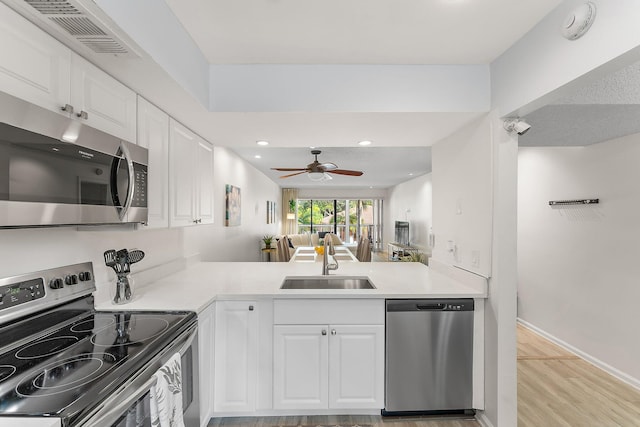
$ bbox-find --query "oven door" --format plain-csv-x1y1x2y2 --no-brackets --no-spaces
74,324,199,427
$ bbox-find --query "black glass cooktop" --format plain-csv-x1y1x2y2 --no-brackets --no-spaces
0,308,195,419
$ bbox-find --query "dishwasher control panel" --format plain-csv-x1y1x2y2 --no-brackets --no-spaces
386,298,474,312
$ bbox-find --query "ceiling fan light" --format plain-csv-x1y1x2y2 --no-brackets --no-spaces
308,172,325,181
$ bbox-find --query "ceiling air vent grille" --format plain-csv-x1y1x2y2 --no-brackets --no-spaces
24,0,80,15
17,0,139,58
77,37,128,54
50,16,106,36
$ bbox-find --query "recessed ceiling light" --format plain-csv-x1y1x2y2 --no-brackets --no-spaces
358,140,372,146
408,173,414,176
254,155,261,159
256,140,269,146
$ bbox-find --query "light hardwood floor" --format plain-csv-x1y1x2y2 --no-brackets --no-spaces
517,323,640,426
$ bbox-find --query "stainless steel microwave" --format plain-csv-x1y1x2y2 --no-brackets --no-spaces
0,91,148,228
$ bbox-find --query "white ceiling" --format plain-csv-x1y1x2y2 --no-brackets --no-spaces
158,0,563,187
232,146,432,188
165,0,562,65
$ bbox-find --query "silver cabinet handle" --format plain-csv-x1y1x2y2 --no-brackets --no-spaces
77,110,88,120
331,329,337,335
248,305,254,311
61,104,74,114
321,329,327,335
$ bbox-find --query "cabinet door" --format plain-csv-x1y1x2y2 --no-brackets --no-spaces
197,304,214,427
137,97,169,228
213,301,258,413
273,325,329,410
70,54,137,142
328,325,384,409
168,119,197,227
196,138,214,225
0,2,70,113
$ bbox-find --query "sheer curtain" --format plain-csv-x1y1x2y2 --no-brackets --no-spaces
281,188,298,235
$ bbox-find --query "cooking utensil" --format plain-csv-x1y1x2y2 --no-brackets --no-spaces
116,249,130,274
104,249,122,274
128,250,145,264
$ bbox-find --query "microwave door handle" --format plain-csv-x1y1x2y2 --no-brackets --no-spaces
115,142,135,220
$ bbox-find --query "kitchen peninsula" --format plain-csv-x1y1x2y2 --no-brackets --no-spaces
94,261,486,424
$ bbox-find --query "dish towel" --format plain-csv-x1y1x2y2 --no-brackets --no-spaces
150,353,185,427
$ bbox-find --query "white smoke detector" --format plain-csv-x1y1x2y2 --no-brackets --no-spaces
562,2,597,40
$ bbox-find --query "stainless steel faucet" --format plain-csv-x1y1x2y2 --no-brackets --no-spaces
322,233,339,275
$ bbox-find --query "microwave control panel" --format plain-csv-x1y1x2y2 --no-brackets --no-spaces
131,163,147,208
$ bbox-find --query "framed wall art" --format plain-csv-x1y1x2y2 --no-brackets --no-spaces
225,184,241,226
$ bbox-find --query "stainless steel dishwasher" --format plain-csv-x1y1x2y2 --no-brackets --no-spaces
383,299,474,415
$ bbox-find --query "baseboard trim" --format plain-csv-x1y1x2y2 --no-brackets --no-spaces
517,318,640,392
475,411,494,427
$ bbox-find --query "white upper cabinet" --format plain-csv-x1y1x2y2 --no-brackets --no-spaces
196,139,214,225
137,97,169,228
0,3,137,143
169,118,214,227
0,2,70,112
70,54,137,143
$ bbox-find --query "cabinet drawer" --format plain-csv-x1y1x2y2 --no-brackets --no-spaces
274,299,384,325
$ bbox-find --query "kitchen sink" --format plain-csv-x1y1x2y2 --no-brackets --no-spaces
280,276,376,290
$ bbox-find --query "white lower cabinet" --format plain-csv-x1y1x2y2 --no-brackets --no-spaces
198,304,214,427
328,324,384,409
213,300,258,413
273,299,385,411
273,325,329,410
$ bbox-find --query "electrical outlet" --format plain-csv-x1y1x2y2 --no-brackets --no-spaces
471,251,480,267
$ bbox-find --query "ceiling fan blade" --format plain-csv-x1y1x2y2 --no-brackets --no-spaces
271,167,308,171
326,169,363,176
279,171,308,178
319,162,338,170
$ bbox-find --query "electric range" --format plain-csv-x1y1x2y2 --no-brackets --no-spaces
0,262,198,427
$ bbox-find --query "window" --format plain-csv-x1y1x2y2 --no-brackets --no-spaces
296,199,383,247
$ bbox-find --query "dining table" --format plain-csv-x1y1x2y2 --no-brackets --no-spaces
289,245,359,263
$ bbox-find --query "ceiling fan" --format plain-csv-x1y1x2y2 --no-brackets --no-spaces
271,150,364,181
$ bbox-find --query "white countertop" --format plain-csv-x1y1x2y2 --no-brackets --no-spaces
95,261,487,314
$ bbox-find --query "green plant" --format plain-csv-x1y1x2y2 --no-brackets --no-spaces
289,199,296,213
262,235,274,247
400,251,427,264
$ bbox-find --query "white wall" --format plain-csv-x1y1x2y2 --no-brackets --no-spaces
432,115,493,278
518,135,640,387
384,173,432,252
297,187,388,199
0,226,184,297
183,146,281,261
210,64,490,112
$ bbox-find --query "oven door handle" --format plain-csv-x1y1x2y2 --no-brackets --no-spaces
74,324,197,427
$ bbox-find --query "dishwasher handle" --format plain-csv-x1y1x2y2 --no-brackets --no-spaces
416,303,446,311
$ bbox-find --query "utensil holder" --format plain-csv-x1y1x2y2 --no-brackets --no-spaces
111,274,134,305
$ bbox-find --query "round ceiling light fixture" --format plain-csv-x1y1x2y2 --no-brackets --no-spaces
358,140,372,146
256,140,269,146
562,2,596,41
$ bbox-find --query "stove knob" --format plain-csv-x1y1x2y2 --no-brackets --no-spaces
49,278,63,289
69,274,78,285
79,271,92,281
64,275,72,286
